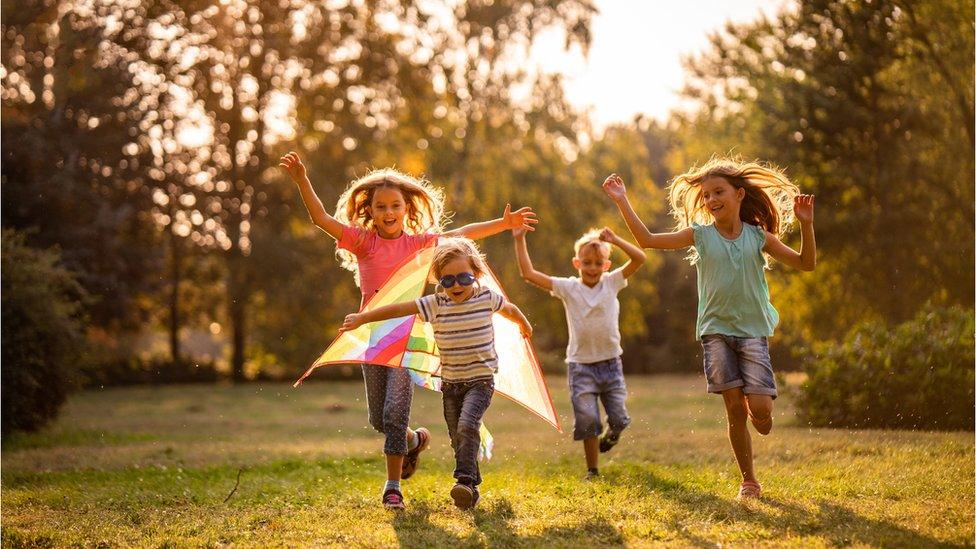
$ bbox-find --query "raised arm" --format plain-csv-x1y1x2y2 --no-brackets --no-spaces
763,195,816,271
602,174,694,250
341,301,420,331
497,302,533,338
512,229,554,291
599,228,646,279
443,203,538,240
279,151,345,241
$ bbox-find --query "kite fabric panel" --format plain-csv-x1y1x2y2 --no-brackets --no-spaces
294,241,561,434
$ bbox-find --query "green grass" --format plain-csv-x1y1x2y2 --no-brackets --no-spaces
2,375,972,547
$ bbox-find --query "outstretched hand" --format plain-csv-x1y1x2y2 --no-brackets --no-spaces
602,173,627,200
278,151,307,182
794,194,815,224
502,204,539,232
340,313,364,332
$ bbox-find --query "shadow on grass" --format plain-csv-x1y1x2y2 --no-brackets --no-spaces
637,469,956,548
392,497,624,547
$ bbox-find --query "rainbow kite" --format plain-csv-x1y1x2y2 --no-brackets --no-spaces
295,241,562,455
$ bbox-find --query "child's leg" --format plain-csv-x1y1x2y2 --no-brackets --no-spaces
745,395,773,435
583,437,599,469
361,364,389,434
598,357,631,436
447,380,494,487
722,387,756,483
380,366,414,458
568,363,602,469
737,337,777,435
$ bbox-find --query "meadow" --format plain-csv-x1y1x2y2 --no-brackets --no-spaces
2,375,973,547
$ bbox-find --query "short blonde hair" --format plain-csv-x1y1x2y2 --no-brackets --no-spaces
430,237,488,279
573,229,611,258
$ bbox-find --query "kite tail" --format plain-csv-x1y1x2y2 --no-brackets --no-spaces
478,423,494,461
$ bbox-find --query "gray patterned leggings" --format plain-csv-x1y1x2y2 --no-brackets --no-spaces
362,364,414,456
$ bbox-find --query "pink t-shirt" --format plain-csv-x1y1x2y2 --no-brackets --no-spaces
338,224,439,302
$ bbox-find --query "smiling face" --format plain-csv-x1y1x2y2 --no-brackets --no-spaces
367,186,408,238
437,256,478,303
700,175,745,224
572,243,611,287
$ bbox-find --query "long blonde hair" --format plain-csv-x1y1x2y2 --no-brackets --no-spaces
334,168,448,281
668,156,799,263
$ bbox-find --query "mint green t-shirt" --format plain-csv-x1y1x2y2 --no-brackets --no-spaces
692,222,779,339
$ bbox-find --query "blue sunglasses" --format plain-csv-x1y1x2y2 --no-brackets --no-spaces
439,272,476,288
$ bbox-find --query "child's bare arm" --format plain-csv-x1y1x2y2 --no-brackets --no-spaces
600,228,646,279
341,301,421,331
512,229,554,291
602,174,694,250
764,195,816,271
279,151,345,241
497,302,533,338
443,204,538,240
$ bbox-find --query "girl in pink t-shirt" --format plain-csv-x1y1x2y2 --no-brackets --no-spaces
279,152,537,510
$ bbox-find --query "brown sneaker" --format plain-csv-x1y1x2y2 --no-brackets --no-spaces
401,427,430,480
450,483,474,510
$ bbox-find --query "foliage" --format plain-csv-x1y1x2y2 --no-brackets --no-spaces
1,230,85,435
796,306,975,430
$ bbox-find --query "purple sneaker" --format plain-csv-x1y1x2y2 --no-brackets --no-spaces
383,488,405,510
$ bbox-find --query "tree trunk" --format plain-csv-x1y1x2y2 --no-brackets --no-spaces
168,222,182,364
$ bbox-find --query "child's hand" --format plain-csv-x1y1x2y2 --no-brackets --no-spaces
599,227,618,243
341,313,364,332
512,227,527,238
794,194,815,224
602,174,627,200
502,204,538,232
278,151,307,183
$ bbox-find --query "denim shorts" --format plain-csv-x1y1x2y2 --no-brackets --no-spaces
701,334,777,398
567,357,631,441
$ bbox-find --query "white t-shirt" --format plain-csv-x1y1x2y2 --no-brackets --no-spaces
550,269,627,364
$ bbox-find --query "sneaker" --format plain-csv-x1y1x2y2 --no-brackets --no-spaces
585,468,600,480
471,487,481,508
736,480,762,501
598,428,620,453
401,427,430,480
383,488,406,510
450,483,474,510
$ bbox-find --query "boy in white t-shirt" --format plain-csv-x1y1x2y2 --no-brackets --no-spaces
512,226,646,478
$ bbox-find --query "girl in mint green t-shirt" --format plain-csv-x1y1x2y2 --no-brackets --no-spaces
601,158,817,501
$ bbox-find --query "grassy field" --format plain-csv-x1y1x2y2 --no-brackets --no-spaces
2,375,973,547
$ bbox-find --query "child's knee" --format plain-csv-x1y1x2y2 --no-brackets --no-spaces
456,419,480,439
723,397,749,423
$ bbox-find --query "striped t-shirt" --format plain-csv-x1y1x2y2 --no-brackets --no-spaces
416,287,504,382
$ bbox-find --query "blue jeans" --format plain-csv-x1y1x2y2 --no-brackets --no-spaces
567,357,631,441
701,334,777,398
442,378,494,487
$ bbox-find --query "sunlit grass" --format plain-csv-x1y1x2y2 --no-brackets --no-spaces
2,376,972,546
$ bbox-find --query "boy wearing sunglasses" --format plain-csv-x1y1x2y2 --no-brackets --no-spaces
342,237,531,509
513,226,645,479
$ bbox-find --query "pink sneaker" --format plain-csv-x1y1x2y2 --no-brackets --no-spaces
737,480,762,500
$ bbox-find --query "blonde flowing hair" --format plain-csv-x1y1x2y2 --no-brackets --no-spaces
334,168,448,283
668,156,799,263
